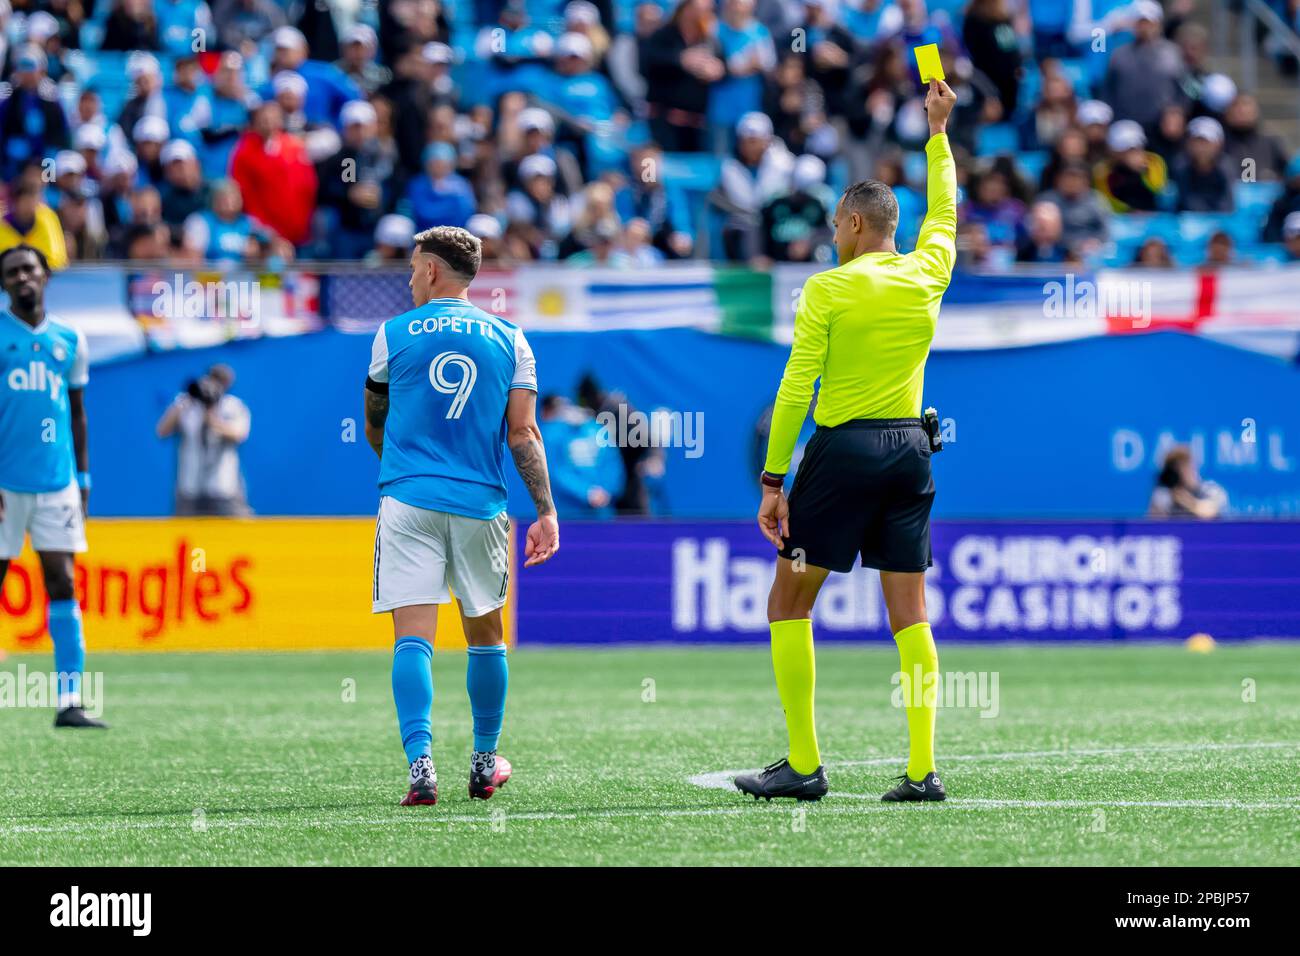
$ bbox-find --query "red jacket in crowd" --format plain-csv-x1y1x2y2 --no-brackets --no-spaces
230,130,318,247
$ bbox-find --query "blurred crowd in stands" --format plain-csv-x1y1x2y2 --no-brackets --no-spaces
2,0,1300,273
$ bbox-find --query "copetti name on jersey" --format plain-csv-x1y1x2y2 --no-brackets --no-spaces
407,314,497,337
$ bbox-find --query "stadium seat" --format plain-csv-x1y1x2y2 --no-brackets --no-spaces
1234,180,1283,217
661,153,722,192
975,123,1019,157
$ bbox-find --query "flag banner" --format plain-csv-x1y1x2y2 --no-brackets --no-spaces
515,520,1300,644
55,264,1300,364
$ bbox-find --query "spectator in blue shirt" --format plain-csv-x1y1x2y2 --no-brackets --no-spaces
264,26,361,127
711,0,776,136
403,142,477,230
614,140,694,258
0,47,69,180
538,394,625,520
540,33,629,177
165,55,212,151
156,0,213,57
198,51,254,179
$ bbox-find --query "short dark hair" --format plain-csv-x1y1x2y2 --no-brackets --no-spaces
0,244,51,279
840,179,899,236
414,226,482,281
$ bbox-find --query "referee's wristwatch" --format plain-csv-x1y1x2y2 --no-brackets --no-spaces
759,470,785,490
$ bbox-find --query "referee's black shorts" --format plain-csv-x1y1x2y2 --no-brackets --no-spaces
779,418,934,574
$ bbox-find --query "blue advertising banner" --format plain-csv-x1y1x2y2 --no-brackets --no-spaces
84,328,1300,519
515,520,1300,643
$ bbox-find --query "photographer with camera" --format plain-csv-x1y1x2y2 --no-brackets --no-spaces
155,364,252,516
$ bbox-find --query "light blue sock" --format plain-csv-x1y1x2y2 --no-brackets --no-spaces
392,636,433,763
47,599,85,706
466,644,508,753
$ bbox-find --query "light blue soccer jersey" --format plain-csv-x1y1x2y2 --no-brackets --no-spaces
0,311,88,494
369,298,537,519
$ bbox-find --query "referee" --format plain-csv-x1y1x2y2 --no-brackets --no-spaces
734,80,958,804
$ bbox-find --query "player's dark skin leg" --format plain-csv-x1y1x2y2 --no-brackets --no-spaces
38,551,77,603
767,557,830,621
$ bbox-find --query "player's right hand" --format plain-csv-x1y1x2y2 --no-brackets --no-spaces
757,488,789,550
523,513,560,567
925,78,957,132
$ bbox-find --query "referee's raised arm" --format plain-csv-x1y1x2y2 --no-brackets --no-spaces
911,79,960,283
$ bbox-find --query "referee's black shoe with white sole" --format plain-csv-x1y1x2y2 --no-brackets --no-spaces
881,771,946,802
734,758,829,802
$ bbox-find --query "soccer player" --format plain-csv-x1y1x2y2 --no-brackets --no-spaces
364,226,559,806
734,80,958,803
0,245,106,728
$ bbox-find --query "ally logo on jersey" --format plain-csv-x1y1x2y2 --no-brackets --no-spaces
0,311,89,494
369,297,536,519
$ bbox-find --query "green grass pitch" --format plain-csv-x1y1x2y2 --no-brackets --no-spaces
2,643,1298,866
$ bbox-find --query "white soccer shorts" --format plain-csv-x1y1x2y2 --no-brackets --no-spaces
0,481,87,559
372,496,510,617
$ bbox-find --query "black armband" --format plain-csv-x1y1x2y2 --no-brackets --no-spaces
365,376,388,394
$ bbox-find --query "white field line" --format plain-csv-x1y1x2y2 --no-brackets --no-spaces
688,740,1300,794
2,742,1297,838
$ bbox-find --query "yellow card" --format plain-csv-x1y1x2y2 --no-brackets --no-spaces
913,44,945,83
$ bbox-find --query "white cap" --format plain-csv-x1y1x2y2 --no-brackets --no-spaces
1077,99,1113,127
374,214,416,248
54,150,86,178
103,149,138,177
1132,0,1163,22
340,99,377,127
736,111,774,139
791,154,826,191
1201,73,1238,113
518,152,557,179
25,10,59,43
273,71,308,99
132,115,170,143
1283,211,1300,239
127,51,161,80
1187,115,1224,144
74,124,107,152
343,23,377,47
556,32,593,60
14,44,47,72
565,0,600,25
518,107,555,135
1106,119,1146,152
274,26,307,50
467,213,504,239
422,41,453,65
161,139,198,164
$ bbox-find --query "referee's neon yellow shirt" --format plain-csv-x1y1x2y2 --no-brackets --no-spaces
764,133,958,475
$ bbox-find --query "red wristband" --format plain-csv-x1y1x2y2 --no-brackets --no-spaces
759,471,785,489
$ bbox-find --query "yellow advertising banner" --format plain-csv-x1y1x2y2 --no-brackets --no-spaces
0,518,514,653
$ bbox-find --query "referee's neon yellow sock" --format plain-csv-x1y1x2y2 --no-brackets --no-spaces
769,619,821,775
893,621,938,780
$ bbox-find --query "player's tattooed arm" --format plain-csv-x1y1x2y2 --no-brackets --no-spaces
506,389,555,517
511,433,555,516
363,385,388,459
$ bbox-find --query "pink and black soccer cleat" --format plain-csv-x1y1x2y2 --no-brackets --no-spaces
400,755,438,806
469,755,512,800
